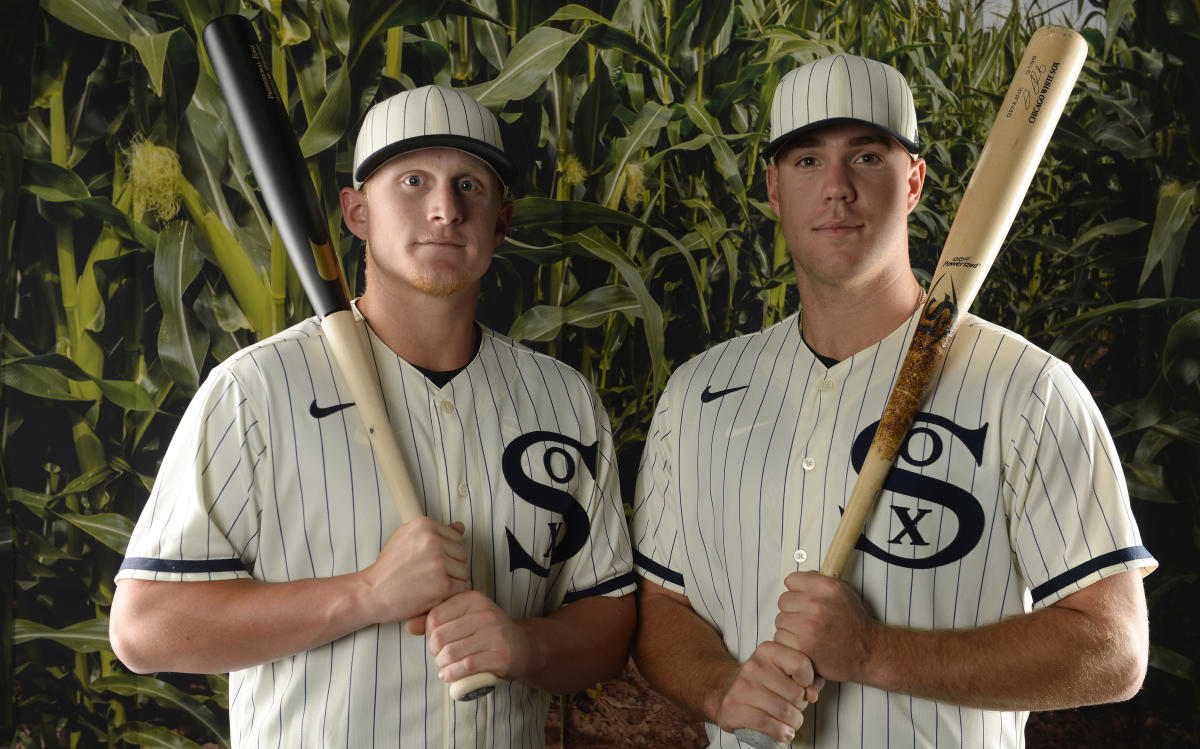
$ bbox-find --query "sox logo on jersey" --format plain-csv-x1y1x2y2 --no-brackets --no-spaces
849,411,987,569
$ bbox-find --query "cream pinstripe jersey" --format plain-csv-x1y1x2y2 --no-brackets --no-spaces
631,309,1154,749
118,314,635,748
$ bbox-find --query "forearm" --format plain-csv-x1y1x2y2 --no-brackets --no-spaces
856,573,1148,710
631,586,737,722
110,576,373,674
517,594,636,694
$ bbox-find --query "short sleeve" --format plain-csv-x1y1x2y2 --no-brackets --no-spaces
117,366,267,582
1005,362,1155,607
630,386,687,595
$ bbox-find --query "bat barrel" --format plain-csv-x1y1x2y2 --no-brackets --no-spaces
203,14,349,319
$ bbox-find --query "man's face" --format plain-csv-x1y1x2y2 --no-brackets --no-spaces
343,147,512,299
766,122,924,289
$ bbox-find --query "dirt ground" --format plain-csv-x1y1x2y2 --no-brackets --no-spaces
546,659,1198,748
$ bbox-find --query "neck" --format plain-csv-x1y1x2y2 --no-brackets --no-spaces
797,273,924,362
356,285,480,371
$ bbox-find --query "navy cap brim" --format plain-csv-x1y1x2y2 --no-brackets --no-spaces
353,134,518,188
763,117,920,160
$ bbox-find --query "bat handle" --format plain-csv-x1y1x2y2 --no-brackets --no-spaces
732,729,788,748
321,310,501,701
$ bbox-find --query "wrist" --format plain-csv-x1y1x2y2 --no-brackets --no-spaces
700,656,740,724
513,618,546,682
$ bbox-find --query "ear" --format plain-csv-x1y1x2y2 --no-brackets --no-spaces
340,186,369,240
766,162,780,216
905,157,926,214
492,199,514,247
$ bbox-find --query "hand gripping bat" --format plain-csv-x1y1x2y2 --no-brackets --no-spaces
735,25,1088,748
203,13,498,702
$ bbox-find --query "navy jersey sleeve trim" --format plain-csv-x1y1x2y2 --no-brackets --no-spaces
632,550,684,587
561,572,637,605
119,557,247,574
1031,546,1154,605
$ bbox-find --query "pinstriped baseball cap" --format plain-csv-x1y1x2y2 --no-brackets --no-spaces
764,54,919,159
352,85,516,189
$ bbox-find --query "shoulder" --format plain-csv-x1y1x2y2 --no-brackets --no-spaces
664,312,802,398
952,313,1095,411
202,317,325,391
475,326,601,403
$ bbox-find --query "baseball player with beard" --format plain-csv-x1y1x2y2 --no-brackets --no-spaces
110,85,635,747
630,54,1155,748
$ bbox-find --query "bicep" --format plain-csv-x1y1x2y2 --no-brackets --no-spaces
1049,569,1148,632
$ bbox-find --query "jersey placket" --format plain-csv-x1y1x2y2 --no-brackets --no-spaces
781,362,844,585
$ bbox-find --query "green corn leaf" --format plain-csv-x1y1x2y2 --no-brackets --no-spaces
55,463,115,497
573,61,619,169
7,487,54,515
682,101,748,214
0,358,89,401
1148,644,1196,680
23,159,90,202
580,25,680,85
41,0,130,43
119,723,207,749
510,286,641,342
545,4,609,23
510,197,649,232
1140,181,1198,295
14,617,111,653
91,675,230,748
566,227,666,389
602,101,672,207
1163,310,1200,388
1,354,154,410
60,512,134,553
298,64,351,157
155,221,209,391
1068,217,1147,252
129,28,179,96
464,27,582,109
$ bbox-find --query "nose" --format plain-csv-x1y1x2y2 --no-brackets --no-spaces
822,163,856,203
428,180,463,224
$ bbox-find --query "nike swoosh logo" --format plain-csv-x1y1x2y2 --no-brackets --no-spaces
700,385,749,403
309,399,355,418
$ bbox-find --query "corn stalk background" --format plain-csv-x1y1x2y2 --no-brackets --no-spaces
2,0,1198,746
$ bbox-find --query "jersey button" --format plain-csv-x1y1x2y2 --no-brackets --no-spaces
457,481,469,498
818,379,835,392
440,400,454,414
801,457,816,471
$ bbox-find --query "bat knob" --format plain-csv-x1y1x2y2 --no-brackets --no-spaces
449,671,499,701
733,728,787,748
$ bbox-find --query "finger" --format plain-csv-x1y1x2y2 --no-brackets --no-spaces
805,676,827,704
405,616,428,636
764,638,815,686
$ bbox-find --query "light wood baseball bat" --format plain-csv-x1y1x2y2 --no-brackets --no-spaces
203,14,498,702
737,25,1088,748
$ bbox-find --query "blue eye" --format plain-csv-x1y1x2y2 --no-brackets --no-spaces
459,179,477,192
404,174,423,186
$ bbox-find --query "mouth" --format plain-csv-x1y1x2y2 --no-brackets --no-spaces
416,238,466,249
813,222,863,235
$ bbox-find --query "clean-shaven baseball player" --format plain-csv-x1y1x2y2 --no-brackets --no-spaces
110,85,636,747
631,54,1155,747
